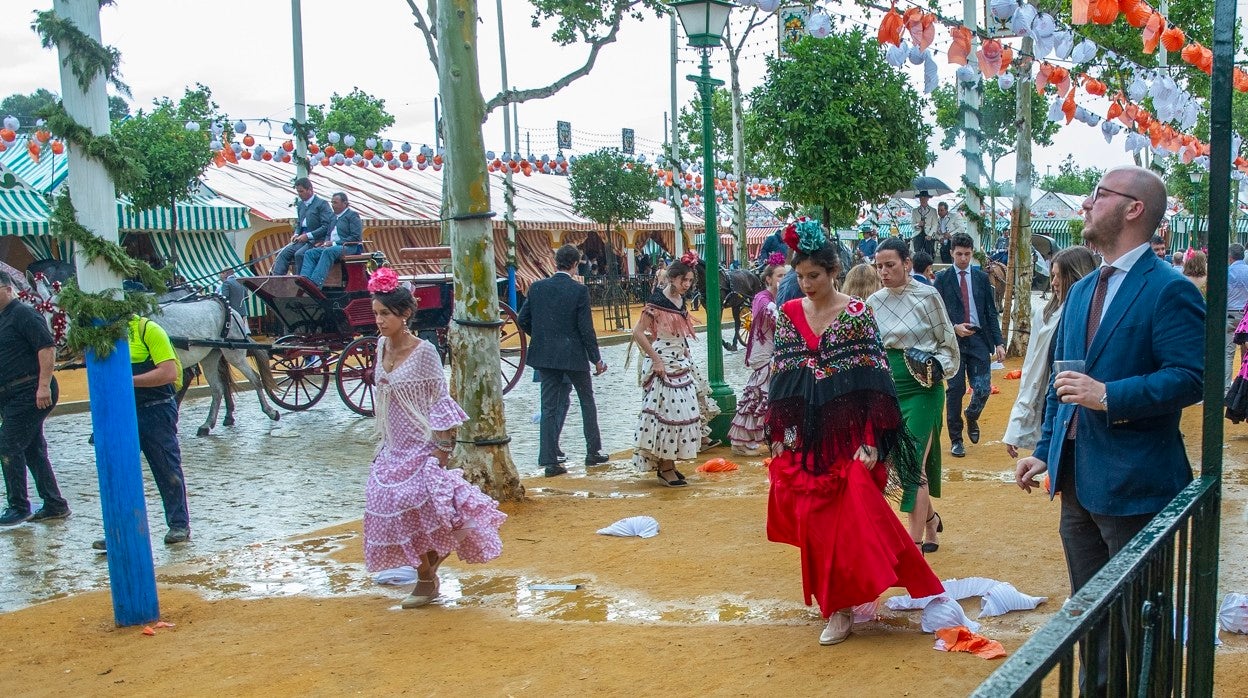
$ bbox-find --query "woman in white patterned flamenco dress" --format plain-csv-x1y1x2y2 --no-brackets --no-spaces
363,267,506,609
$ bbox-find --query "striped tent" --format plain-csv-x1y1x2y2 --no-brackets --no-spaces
0,188,50,237
0,142,69,193
118,190,251,233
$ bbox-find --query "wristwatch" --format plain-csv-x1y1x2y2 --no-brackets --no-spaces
1099,390,1108,410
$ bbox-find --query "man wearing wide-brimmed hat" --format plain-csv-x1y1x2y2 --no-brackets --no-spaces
912,191,938,257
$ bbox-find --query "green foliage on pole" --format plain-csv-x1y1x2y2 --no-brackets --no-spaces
305,87,396,144
932,80,1059,174
113,84,223,232
749,31,931,227
1,89,129,125
568,148,657,230
1038,154,1104,196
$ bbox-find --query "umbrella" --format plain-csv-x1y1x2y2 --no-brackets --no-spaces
895,175,954,199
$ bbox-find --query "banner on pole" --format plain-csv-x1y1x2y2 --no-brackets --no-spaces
778,5,809,58
622,128,635,154
557,121,572,150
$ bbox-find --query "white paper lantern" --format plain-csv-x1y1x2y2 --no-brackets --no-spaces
1071,39,1098,64
909,44,925,65
282,122,294,135
333,153,346,165
3,115,19,132
343,134,356,147
1032,12,1055,39
956,65,981,85
886,42,907,68
184,121,200,131
209,139,222,150
997,73,1015,91
1054,31,1073,60
234,120,247,134
382,139,392,151
231,142,243,154
756,0,781,12
401,141,412,153
366,137,377,149
1011,3,1037,36
1101,120,1121,144
924,53,939,94
1128,76,1148,102
991,0,1018,21
808,11,832,39
328,131,341,144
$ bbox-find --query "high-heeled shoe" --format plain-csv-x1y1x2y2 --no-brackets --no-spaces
401,575,440,608
922,512,943,554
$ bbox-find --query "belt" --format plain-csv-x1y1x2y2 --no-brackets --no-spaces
136,397,175,409
1,375,37,391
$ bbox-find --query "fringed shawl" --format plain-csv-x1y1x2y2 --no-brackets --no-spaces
766,298,923,494
642,290,696,340
744,288,777,367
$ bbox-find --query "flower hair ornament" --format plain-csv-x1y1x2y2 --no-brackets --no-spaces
782,217,827,253
766,251,787,267
367,266,400,293
679,250,700,267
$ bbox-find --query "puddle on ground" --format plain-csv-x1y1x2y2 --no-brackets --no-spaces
158,533,371,600
943,469,1015,484
526,487,648,499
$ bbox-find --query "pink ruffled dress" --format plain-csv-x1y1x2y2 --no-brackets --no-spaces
728,288,777,447
364,337,506,572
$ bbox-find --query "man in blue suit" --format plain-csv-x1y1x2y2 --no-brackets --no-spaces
936,233,1004,457
271,177,333,275
518,245,609,477
1016,166,1203,693
301,192,364,288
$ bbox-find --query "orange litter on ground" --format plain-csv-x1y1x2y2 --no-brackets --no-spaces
934,626,1007,660
1004,370,1023,380
696,458,740,473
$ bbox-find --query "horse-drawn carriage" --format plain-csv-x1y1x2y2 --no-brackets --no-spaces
241,247,526,417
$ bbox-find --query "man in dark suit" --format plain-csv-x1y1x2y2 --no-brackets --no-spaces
1016,166,1203,694
936,233,1004,458
271,177,333,275
518,244,609,477
301,191,364,288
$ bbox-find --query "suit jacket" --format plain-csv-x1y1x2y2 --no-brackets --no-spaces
517,272,601,372
935,265,1003,359
330,208,363,247
1034,252,1204,517
296,195,334,243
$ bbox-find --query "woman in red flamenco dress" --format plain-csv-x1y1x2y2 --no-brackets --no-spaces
766,222,943,646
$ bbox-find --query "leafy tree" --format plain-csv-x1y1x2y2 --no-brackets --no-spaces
749,31,931,227
306,87,395,144
3,89,130,127
677,87,732,163
1038,154,1103,196
569,148,656,229
113,84,224,234
932,79,1059,194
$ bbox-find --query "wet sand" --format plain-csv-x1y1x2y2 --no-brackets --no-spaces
7,345,1248,693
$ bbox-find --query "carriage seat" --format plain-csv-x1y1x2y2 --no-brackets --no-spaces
319,241,375,289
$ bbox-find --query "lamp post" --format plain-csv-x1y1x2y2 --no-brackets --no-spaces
1190,170,1205,249
673,0,735,440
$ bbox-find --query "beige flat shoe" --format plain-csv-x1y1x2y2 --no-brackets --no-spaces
819,609,853,646
401,576,440,609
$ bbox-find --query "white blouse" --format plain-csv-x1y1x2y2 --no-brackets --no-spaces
867,279,960,376
1003,303,1062,450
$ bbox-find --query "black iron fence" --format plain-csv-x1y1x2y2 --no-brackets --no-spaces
972,476,1220,697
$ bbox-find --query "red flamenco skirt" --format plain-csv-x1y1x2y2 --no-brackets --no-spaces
767,451,944,617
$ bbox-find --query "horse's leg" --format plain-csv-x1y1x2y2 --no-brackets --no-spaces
197,351,225,437
218,357,236,426
224,348,281,422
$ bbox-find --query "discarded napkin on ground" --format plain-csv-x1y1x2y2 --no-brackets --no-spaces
886,577,999,610
373,566,419,585
934,626,1007,659
597,516,660,539
979,581,1047,617
853,599,880,624
1220,593,1248,633
696,457,739,473
921,596,981,633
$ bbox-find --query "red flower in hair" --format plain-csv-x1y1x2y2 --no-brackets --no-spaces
782,218,804,251
680,250,700,266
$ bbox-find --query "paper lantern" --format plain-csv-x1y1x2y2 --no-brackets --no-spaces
184,121,200,131
402,160,413,169
1089,0,1119,25
363,148,375,160
432,154,443,166
309,143,320,155
282,140,294,152
344,147,356,158
35,130,51,143
50,140,64,155
402,142,412,153
1161,24,1186,53
2,116,18,131
343,134,356,147
990,0,1017,21
241,149,252,160
242,134,255,147
328,131,341,143
282,121,294,135
234,120,247,134
382,151,393,161
366,137,377,149
0,128,15,143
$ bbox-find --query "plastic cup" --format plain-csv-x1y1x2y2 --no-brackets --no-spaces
1053,360,1086,374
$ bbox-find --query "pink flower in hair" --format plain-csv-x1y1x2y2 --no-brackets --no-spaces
766,251,787,267
368,266,400,293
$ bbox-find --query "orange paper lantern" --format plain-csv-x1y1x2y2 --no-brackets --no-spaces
1142,13,1163,54
1089,0,1119,25
877,7,903,46
1122,0,1153,28
50,140,64,155
1160,24,1186,53
242,134,255,147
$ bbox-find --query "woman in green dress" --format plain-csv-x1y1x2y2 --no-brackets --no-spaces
866,237,960,552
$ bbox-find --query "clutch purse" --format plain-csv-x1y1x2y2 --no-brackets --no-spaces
903,347,944,388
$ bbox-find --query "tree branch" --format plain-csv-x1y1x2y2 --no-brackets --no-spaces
482,2,628,116
405,0,439,72
733,8,767,54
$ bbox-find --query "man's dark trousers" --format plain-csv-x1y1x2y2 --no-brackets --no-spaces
538,369,600,467
136,399,189,529
0,379,65,514
945,346,992,443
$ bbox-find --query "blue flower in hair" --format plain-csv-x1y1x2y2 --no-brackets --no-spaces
795,219,826,253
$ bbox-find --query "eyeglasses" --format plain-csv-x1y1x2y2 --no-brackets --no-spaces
1092,186,1141,204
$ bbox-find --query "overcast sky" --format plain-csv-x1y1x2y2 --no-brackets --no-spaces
2,0,1230,209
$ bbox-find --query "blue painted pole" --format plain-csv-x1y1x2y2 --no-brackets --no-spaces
86,336,159,625
507,266,518,310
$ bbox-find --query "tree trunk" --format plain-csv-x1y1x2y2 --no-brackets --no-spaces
437,0,522,501
1005,34,1036,359
729,47,748,266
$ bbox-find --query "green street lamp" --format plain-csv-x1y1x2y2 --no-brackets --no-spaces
672,0,736,440
1190,169,1205,249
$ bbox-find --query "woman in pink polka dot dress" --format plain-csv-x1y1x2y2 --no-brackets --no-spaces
363,271,506,609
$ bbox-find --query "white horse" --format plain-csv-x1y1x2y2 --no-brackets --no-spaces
32,277,281,436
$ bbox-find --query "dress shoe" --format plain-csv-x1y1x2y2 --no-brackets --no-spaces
819,610,853,646
401,576,440,608
0,507,31,526
164,527,191,545
585,453,610,465
28,506,71,523
966,414,980,444
950,441,966,458
543,464,569,477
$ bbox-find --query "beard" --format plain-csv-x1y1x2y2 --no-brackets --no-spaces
1082,203,1126,249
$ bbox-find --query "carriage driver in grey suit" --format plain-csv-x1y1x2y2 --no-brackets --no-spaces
518,244,609,478
271,177,333,276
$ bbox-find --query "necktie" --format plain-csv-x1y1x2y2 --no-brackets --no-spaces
1085,266,1116,351
1069,266,1116,438
959,270,971,324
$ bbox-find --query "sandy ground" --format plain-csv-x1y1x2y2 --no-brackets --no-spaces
9,354,1248,695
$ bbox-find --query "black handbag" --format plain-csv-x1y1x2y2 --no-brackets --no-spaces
903,348,944,388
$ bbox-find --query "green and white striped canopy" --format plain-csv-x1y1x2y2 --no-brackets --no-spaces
0,189,50,237
117,191,251,233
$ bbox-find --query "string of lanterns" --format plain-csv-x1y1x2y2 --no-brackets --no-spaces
0,116,65,162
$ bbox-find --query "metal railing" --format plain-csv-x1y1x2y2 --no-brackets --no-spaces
971,475,1220,697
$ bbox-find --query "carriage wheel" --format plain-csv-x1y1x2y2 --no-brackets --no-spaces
498,303,527,395
265,334,329,411
336,336,378,417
